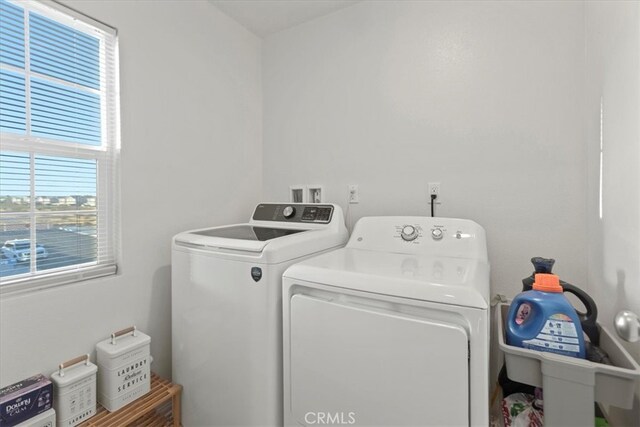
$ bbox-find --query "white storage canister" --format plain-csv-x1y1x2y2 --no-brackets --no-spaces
15,409,56,427
50,355,97,427
96,326,151,412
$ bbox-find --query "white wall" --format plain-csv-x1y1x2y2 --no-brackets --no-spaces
262,0,587,297
585,2,640,424
0,0,262,384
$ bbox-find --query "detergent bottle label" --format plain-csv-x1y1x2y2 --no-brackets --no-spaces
522,313,581,355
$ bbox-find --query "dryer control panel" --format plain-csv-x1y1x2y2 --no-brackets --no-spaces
348,217,488,262
395,223,466,244
253,203,334,223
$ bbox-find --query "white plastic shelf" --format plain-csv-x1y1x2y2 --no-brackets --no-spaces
497,304,640,427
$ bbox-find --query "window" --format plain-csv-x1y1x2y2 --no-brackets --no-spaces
0,0,119,293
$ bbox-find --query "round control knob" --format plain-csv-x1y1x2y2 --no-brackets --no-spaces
431,228,444,240
282,206,296,218
401,225,419,241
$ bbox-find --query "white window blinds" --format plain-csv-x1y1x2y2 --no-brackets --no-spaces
0,0,119,293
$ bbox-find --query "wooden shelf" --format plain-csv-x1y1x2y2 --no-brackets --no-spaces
79,372,182,427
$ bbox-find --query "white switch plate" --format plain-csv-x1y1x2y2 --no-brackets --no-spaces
348,184,359,204
428,182,441,196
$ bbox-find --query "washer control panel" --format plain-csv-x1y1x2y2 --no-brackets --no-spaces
252,203,334,223
300,206,333,223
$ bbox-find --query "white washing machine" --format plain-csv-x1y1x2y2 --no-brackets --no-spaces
172,203,348,426
283,216,490,426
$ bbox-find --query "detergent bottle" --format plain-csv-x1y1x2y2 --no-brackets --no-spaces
522,257,599,345
506,273,586,359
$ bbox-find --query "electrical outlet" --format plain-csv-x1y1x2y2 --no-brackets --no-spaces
428,182,441,196
348,184,359,204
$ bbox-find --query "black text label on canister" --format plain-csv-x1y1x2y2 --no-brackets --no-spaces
251,267,262,282
116,358,148,393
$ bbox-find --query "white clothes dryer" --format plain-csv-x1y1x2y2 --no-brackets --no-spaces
282,217,490,426
172,203,348,426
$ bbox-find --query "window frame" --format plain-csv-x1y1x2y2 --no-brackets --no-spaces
0,0,120,295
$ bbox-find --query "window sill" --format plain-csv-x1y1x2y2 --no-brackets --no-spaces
0,264,117,297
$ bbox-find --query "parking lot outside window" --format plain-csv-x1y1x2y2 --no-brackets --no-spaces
0,0,119,293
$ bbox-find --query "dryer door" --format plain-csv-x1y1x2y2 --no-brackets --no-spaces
289,294,469,426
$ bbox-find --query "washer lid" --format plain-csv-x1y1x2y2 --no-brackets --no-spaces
174,224,309,252
284,247,490,309
191,225,306,241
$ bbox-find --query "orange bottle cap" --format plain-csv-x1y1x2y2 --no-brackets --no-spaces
533,273,563,293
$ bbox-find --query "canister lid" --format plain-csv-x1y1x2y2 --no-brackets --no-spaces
50,362,97,387
96,331,151,359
